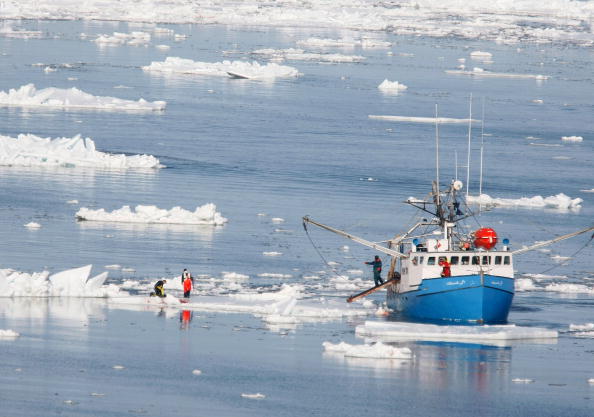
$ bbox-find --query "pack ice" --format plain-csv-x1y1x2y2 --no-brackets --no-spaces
466,193,582,211
0,84,166,111
76,203,228,225
0,133,162,169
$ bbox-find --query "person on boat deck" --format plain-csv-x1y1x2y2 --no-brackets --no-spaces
152,279,167,298
183,274,192,299
439,258,451,277
365,256,384,286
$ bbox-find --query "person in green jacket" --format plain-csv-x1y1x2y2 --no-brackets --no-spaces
365,256,384,286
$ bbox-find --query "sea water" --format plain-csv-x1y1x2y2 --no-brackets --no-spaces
0,19,593,416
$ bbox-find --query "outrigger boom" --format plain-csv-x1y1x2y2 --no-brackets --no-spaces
512,225,594,256
302,216,408,259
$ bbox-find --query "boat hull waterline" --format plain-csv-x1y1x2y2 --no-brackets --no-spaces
387,274,514,324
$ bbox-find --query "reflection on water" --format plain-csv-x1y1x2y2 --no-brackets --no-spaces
0,297,106,328
77,219,222,242
179,309,193,329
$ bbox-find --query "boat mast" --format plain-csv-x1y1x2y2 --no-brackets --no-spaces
435,104,441,209
479,97,485,197
465,93,473,198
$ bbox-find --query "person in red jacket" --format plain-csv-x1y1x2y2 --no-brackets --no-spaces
183,274,192,299
439,258,451,277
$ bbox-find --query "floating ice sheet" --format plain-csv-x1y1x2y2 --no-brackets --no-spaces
356,321,558,344
446,67,548,80
369,115,479,124
0,84,166,111
94,31,151,46
323,341,412,359
0,329,20,338
466,193,582,211
377,79,407,93
76,204,228,225
253,48,364,63
143,57,299,79
561,136,583,142
0,133,162,169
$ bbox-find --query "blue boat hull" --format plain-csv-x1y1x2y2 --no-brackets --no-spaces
387,274,514,324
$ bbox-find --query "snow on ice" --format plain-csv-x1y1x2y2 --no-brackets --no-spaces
0,133,162,169
143,57,299,79
356,321,558,345
76,203,228,226
323,341,412,359
466,193,582,211
0,84,166,111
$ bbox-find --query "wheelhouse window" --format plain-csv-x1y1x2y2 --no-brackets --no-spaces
450,256,459,265
461,256,470,265
472,256,480,265
419,256,424,264
427,257,436,265
504,256,511,265
495,256,502,265
482,256,491,265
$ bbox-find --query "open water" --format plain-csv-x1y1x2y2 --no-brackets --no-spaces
0,19,593,416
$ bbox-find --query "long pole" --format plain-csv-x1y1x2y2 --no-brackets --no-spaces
512,226,594,256
479,97,485,197
435,104,440,208
466,93,472,198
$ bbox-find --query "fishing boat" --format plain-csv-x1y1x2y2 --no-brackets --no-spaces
303,129,593,324
303,180,592,324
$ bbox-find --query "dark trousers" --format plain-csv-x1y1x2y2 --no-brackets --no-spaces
183,291,191,298
374,273,384,286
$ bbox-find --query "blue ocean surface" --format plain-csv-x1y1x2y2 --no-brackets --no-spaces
0,20,593,416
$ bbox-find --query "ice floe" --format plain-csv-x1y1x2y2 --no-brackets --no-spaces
466,193,582,211
323,341,412,359
241,393,265,399
24,222,41,229
512,378,535,384
0,329,20,338
263,251,282,256
143,57,299,79
446,67,548,80
192,369,202,375
377,79,407,93
568,323,594,338
0,265,123,297
76,204,228,226
94,31,151,46
470,51,493,60
0,23,42,39
356,321,558,345
252,48,364,63
544,283,594,295
0,133,162,169
296,37,391,49
369,115,479,124
0,84,166,111
561,136,583,142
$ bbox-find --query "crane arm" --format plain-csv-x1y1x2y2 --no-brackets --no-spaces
512,225,594,256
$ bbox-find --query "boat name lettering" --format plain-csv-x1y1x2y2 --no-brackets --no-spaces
491,280,503,286
446,280,466,286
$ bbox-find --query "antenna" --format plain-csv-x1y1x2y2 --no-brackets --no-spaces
465,93,472,198
454,150,458,181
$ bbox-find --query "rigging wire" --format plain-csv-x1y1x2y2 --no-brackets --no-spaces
302,220,347,279
535,233,594,276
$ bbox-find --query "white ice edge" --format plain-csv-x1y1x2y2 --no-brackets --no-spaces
323,340,413,359
0,133,162,169
446,68,548,80
0,329,20,338
76,204,228,226
0,84,166,111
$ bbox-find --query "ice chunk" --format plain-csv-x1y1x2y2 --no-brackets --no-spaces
446,68,548,80
470,51,492,60
545,283,594,294
112,365,125,370
0,133,162,169
377,79,408,93
155,44,170,51
323,341,412,359
512,378,534,383
94,31,151,46
24,222,41,229
241,393,265,399
271,217,284,223
0,329,20,338
76,203,228,225
356,321,558,344
515,278,537,291
561,136,583,142
0,84,166,111
192,369,202,375
466,193,582,211
263,251,282,256
143,57,299,79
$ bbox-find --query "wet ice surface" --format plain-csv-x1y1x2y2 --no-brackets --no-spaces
0,18,594,417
